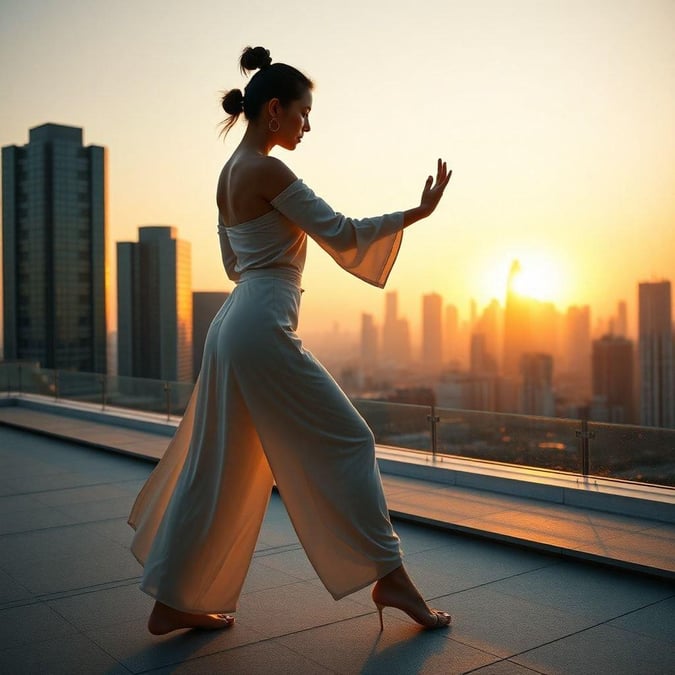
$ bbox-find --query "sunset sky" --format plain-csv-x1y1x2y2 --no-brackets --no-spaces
1,0,673,342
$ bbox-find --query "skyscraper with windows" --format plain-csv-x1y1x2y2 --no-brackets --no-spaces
591,334,635,423
117,226,192,382
638,281,674,428
519,352,555,417
2,123,107,372
421,293,443,369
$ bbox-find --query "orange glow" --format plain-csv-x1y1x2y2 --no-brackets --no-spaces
510,256,562,303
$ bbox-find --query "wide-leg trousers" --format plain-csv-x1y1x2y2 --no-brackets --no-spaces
129,270,402,613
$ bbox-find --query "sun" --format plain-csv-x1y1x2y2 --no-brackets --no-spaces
508,256,562,303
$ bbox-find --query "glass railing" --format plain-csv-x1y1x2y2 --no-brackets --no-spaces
0,361,193,419
1,361,674,488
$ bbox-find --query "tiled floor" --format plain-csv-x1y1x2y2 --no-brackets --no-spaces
1,426,674,674
1,403,674,579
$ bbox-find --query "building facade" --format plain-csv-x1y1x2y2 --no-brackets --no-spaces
591,335,635,423
519,352,555,417
421,293,443,370
2,123,107,372
117,226,192,382
193,291,229,379
638,280,674,428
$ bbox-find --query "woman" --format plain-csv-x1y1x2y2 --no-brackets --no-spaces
129,46,452,635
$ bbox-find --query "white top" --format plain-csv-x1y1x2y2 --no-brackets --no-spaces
218,179,404,288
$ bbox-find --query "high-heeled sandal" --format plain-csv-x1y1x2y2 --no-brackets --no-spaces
374,600,451,631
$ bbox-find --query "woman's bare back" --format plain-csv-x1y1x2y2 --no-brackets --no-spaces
217,152,297,227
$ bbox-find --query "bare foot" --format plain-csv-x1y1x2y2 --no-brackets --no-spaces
372,564,450,629
148,601,235,635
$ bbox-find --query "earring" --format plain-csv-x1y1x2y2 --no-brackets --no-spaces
268,118,280,132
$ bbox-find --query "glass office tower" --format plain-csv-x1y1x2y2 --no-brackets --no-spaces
2,123,107,372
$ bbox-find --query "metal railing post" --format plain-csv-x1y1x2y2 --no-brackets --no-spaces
427,404,439,461
164,382,171,421
576,418,594,476
100,375,107,411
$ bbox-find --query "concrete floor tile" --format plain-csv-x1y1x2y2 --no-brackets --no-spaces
400,537,555,598
48,582,152,631
389,489,508,520
572,529,675,573
9,546,141,595
0,505,78,535
241,559,310,594
608,596,675,643
235,581,370,639
279,612,498,675
0,631,129,675
31,482,131,507
392,518,463,555
254,546,319,581
468,660,542,674
85,616,266,673
0,602,78,649
142,639,334,674
56,494,135,523
0,493,45,515
486,561,673,621
0,523,119,571
438,586,594,659
513,623,675,674
462,509,626,548
81,517,136,547
0,568,33,604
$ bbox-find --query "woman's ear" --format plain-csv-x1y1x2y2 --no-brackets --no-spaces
268,98,282,119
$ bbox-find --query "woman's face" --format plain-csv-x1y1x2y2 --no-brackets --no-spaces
275,89,312,151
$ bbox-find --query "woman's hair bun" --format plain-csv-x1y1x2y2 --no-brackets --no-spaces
222,88,244,115
240,46,272,73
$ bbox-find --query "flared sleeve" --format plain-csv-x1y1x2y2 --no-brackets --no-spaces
217,215,240,282
271,179,404,288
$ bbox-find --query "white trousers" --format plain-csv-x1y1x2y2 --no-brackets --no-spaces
129,270,402,613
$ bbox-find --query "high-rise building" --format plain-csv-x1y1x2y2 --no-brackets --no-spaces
616,300,628,337
519,352,555,417
193,291,229,379
638,281,674,428
474,299,502,371
421,293,443,369
591,335,635,423
117,226,192,382
502,260,532,380
470,333,498,375
2,123,107,372
563,305,592,399
360,312,378,372
381,291,410,367
444,304,459,365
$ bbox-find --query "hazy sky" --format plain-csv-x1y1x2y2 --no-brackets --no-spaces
1,0,673,339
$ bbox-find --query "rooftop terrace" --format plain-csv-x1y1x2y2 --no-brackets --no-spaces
0,399,674,674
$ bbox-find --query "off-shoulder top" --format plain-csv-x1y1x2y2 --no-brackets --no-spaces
218,179,404,289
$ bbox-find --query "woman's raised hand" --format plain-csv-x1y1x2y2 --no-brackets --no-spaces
401,159,452,228
419,159,452,217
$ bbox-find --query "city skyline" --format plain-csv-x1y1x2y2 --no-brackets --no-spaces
1,1,673,334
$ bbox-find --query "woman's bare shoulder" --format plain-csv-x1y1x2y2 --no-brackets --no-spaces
254,156,299,200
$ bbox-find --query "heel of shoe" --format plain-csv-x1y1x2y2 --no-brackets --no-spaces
375,602,384,631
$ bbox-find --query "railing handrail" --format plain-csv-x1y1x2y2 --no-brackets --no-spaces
1,362,674,488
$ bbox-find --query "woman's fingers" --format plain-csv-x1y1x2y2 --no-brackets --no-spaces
433,159,451,188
